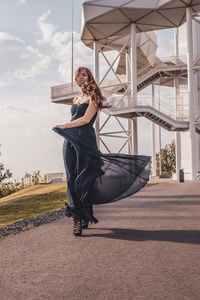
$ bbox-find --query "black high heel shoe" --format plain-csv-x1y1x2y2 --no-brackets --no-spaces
82,220,89,229
73,218,82,236
81,216,98,229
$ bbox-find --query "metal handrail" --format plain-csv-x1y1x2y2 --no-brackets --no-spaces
137,54,200,84
159,54,200,64
137,55,187,78
138,95,177,119
137,62,152,77
107,93,190,121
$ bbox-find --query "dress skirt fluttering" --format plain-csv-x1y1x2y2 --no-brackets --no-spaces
52,102,151,223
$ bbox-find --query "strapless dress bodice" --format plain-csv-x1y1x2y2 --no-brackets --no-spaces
70,102,97,126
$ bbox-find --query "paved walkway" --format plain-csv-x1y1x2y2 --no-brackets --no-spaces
1,182,200,300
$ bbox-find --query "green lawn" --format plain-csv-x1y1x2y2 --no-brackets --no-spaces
0,184,68,227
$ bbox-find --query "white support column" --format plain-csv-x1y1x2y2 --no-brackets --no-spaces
175,74,181,177
158,91,162,176
175,121,181,177
174,27,179,58
194,73,200,172
93,41,100,148
174,27,181,179
130,23,138,154
158,124,162,176
151,84,156,176
192,20,200,176
126,51,132,154
94,41,99,84
186,7,197,180
132,118,138,154
126,51,131,85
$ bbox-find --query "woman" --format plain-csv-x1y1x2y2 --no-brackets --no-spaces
52,67,151,236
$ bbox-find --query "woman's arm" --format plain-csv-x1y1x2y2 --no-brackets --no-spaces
55,100,98,129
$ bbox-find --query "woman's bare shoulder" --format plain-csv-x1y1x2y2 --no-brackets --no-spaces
89,99,98,108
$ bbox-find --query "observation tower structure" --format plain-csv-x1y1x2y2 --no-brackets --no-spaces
51,0,200,180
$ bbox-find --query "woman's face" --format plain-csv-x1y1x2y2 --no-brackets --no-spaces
77,69,88,84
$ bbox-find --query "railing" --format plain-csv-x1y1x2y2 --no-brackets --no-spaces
170,92,189,121
51,82,80,99
51,78,127,99
137,54,200,83
137,55,190,79
159,55,187,65
106,93,189,122
137,62,152,78
159,54,200,65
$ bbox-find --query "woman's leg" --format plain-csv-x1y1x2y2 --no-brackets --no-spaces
63,139,82,222
63,140,98,228
63,140,83,236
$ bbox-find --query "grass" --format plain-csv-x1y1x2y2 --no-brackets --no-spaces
0,181,168,228
0,184,68,227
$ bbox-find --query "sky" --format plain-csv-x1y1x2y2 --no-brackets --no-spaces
0,0,180,182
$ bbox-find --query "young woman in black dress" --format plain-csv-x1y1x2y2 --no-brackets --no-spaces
53,67,151,236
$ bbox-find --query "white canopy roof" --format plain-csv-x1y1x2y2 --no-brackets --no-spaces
81,0,200,46
114,32,158,71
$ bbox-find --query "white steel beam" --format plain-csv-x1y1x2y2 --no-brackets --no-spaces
194,73,200,173
151,84,156,176
99,37,130,86
126,50,132,154
186,7,197,180
130,23,138,154
174,27,181,180
94,41,100,148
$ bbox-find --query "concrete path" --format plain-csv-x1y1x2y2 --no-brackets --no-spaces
1,182,200,300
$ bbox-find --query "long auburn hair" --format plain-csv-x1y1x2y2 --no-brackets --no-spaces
75,67,111,110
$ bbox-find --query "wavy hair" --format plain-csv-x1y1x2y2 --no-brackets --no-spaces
75,67,111,110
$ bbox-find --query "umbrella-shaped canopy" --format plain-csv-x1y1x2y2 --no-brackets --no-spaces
81,0,200,47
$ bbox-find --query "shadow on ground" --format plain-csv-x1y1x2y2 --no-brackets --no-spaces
83,228,200,245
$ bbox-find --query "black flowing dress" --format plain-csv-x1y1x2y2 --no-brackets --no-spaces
52,102,151,223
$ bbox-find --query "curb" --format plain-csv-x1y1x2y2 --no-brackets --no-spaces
0,208,66,239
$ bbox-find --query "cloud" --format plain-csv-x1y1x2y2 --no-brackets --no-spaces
178,23,187,56
0,102,71,136
0,104,33,129
155,29,174,58
14,45,51,80
0,31,51,82
36,10,94,81
18,0,26,4
0,80,13,87
37,10,57,43
0,32,24,43
0,104,32,114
